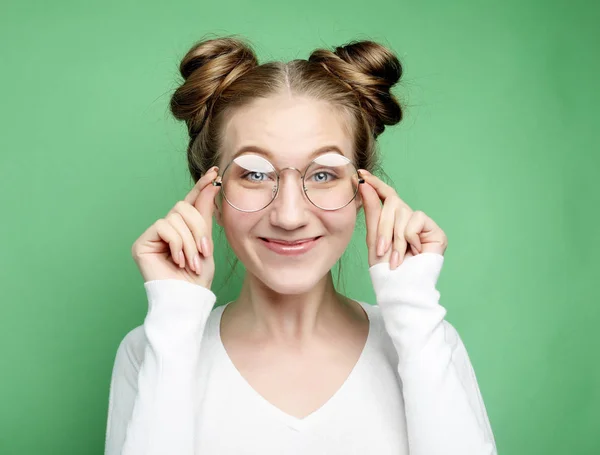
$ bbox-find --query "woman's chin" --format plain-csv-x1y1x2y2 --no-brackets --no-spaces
233,238,347,294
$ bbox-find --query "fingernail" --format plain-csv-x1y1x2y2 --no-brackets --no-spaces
377,236,386,257
194,254,201,274
390,250,400,269
179,251,185,268
201,236,211,256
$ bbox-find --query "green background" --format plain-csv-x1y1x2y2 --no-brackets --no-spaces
1,0,598,454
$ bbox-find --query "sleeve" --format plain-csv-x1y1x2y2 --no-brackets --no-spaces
369,253,497,455
104,279,217,455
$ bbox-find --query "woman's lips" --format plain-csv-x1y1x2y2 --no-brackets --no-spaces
259,236,321,256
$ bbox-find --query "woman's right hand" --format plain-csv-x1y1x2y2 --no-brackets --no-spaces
131,167,221,289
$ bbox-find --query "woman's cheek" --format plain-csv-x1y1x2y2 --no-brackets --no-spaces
221,208,253,255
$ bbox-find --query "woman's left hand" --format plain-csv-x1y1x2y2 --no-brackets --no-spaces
358,170,448,269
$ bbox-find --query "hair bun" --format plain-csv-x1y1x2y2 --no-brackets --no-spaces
309,40,403,137
169,36,258,138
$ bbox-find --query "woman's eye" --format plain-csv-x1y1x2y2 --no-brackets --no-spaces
311,171,336,183
244,172,267,181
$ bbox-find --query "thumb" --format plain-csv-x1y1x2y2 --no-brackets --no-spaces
194,179,221,239
359,181,382,252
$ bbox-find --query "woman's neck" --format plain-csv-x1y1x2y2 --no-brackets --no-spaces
226,270,350,344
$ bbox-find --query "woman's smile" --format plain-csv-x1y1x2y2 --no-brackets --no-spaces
259,236,322,256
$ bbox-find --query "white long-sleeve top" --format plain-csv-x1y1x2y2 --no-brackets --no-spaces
104,253,497,454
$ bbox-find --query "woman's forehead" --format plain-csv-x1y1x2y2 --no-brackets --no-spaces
219,96,354,166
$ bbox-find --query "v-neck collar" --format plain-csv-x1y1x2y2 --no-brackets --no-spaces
211,300,375,432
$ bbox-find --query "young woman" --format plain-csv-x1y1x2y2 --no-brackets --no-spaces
104,37,497,454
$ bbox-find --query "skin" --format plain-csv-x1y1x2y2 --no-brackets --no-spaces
213,95,371,418
215,94,365,341
131,91,448,419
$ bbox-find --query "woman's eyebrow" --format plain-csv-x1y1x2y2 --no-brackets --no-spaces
231,145,345,162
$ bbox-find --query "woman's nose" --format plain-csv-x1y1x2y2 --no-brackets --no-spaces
268,170,310,230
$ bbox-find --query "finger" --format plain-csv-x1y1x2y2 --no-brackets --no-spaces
193,172,222,240
171,200,211,257
404,211,429,253
410,243,420,257
182,167,220,254
359,170,409,208
154,219,184,268
359,181,383,265
166,212,201,274
406,210,445,254
390,206,411,269
183,167,219,206
376,200,397,257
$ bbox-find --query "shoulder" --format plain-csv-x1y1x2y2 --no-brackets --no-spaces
112,325,147,374
122,325,146,346
355,300,386,342
112,303,225,370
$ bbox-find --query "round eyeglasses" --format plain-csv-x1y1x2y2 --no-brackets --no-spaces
212,152,365,212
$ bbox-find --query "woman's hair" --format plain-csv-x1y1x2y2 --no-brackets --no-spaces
168,35,405,292
169,35,404,182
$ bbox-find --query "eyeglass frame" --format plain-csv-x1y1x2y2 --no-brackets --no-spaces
211,153,365,213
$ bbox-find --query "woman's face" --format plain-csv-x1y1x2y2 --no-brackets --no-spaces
215,94,361,295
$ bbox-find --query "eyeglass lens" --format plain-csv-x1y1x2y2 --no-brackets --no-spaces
220,153,360,212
